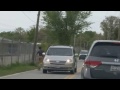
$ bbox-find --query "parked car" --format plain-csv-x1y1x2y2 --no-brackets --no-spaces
81,40,120,79
79,50,88,60
43,45,77,74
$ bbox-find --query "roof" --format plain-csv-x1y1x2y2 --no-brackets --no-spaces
49,45,73,48
0,37,13,43
81,50,88,52
0,37,10,41
93,40,120,43
89,40,120,51
0,37,25,43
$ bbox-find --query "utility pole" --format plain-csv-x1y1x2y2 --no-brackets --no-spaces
79,32,82,50
32,11,40,63
73,34,76,48
118,19,120,40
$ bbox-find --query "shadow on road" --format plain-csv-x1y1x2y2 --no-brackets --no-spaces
47,71,72,75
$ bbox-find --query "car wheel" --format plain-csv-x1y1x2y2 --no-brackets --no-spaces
75,63,77,73
43,69,47,74
70,69,75,74
81,75,84,79
75,67,77,73
81,73,86,79
81,75,87,79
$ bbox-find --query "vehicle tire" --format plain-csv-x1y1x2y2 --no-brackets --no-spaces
75,63,77,73
81,73,86,79
75,68,77,73
43,69,47,74
81,75,87,79
70,69,75,74
81,75,84,79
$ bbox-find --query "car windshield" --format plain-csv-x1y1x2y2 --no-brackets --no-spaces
90,42,120,58
47,48,73,56
79,55,87,59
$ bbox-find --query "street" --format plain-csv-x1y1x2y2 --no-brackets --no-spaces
0,60,83,79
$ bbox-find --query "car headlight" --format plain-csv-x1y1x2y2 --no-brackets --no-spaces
66,59,73,63
46,59,50,62
44,58,50,63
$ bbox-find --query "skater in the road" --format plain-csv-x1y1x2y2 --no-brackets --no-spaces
36,46,44,70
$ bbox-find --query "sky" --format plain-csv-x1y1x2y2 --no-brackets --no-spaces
0,11,119,34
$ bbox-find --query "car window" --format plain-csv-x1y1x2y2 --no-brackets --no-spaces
79,55,86,59
90,42,120,58
47,48,73,56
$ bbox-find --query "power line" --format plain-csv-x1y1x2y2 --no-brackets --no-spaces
22,11,36,23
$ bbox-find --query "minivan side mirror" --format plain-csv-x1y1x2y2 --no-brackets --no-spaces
42,52,46,56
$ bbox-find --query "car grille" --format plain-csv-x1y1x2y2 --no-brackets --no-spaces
50,60,66,65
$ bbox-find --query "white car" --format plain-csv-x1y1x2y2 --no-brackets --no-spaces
42,45,77,74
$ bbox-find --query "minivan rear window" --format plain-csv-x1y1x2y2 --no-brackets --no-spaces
47,48,73,56
90,42,120,58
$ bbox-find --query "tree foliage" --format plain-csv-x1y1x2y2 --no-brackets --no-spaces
27,26,35,42
43,11,92,45
100,16,120,40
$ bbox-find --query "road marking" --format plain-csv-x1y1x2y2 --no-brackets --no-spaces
67,68,81,79
64,75,72,79
0,69,37,79
64,67,81,79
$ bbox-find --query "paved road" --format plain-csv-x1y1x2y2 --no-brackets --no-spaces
0,60,84,79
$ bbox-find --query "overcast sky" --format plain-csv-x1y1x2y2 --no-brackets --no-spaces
0,11,119,34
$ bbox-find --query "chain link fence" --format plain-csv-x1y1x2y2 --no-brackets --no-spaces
0,37,35,66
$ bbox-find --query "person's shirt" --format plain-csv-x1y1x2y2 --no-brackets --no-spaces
37,49,44,56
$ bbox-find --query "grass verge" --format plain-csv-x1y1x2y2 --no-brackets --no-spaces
0,63,38,77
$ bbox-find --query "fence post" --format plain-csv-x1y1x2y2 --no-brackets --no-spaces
30,43,33,63
23,43,25,64
17,40,21,64
19,40,22,62
26,43,28,64
26,43,29,64
1,38,4,66
28,43,30,64
10,40,13,65
0,56,3,67
23,42,27,64
27,43,29,63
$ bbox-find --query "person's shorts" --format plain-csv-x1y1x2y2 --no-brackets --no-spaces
39,56,43,61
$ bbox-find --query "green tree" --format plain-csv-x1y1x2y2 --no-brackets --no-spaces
27,26,35,42
100,16,120,40
14,27,26,41
0,27,27,42
75,31,102,51
43,11,92,45
0,31,14,39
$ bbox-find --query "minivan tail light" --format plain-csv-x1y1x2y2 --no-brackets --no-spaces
84,60,102,68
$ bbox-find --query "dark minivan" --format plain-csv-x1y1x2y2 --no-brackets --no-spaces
81,40,120,79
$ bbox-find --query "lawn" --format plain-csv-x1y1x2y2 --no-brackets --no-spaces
0,63,38,77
